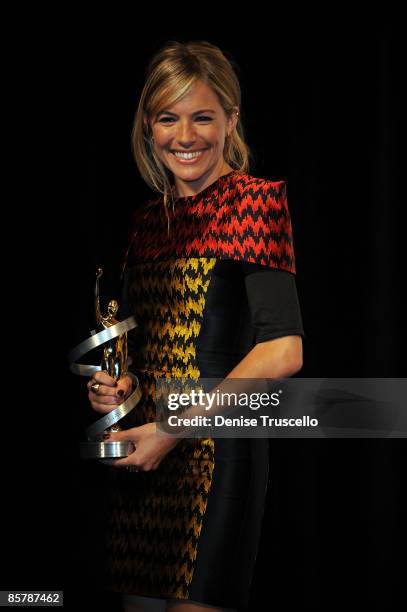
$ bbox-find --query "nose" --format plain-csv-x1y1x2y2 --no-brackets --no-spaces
174,119,196,147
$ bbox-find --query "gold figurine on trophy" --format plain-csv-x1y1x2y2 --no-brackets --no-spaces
95,267,128,381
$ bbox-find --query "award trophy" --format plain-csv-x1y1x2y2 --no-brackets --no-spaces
68,267,142,461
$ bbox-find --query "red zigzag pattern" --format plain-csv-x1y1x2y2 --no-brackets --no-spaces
123,171,296,275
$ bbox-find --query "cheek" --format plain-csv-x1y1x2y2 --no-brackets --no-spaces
153,129,169,145
152,125,172,142
206,127,224,144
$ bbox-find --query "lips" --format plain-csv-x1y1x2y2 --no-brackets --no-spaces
171,149,208,163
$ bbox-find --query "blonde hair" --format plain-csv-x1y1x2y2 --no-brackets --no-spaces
131,40,253,232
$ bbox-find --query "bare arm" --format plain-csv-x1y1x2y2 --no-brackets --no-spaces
226,335,303,379
158,335,303,435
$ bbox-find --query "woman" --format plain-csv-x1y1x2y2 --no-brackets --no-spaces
87,40,305,612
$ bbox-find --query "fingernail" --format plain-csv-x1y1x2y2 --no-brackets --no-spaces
117,390,124,397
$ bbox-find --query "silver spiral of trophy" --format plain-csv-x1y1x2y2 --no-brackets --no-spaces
68,267,142,462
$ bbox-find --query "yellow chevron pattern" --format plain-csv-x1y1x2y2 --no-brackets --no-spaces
105,257,217,599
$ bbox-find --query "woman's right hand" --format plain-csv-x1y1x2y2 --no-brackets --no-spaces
87,371,133,414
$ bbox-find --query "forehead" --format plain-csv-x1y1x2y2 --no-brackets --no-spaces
162,80,220,113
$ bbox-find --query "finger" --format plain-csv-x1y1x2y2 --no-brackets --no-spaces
111,456,140,470
89,393,123,406
106,429,135,442
111,457,129,467
115,381,132,400
117,376,133,394
90,400,120,414
87,382,120,398
92,371,118,387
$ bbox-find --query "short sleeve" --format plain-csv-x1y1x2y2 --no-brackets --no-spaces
218,179,296,273
242,262,305,343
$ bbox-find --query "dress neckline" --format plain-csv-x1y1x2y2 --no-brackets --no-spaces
170,169,240,202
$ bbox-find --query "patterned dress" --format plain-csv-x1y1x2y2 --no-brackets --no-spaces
103,169,304,610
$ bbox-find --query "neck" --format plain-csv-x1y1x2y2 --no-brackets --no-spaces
173,161,233,198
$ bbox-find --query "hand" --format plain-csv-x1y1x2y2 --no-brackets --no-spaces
87,371,133,414
106,422,181,471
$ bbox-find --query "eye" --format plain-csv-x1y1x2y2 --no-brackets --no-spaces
158,116,213,123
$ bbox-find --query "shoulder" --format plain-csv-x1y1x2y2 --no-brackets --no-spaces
131,195,161,225
120,195,161,276
231,172,289,217
218,173,296,273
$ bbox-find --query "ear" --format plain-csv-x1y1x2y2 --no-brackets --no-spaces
228,106,239,135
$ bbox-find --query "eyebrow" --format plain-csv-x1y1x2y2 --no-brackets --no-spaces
157,108,216,117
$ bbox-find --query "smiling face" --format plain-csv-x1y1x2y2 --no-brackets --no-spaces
145,79,239,197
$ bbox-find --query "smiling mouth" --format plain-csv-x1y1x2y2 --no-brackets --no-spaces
171,149,209,160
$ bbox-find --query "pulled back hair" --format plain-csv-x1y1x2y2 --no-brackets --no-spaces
131,40,253,230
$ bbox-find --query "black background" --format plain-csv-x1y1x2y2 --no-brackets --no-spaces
4,13,404,611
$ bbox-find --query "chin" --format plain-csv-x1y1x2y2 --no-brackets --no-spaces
170,163,209,176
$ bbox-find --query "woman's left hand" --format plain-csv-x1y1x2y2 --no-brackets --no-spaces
106,422,180,471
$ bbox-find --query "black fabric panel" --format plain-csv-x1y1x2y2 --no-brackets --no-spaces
188,437,269,611
241,262,305,343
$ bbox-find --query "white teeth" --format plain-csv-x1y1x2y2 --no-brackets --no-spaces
173,150,204,159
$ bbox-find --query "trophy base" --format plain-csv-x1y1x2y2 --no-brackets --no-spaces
80,440,134,461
